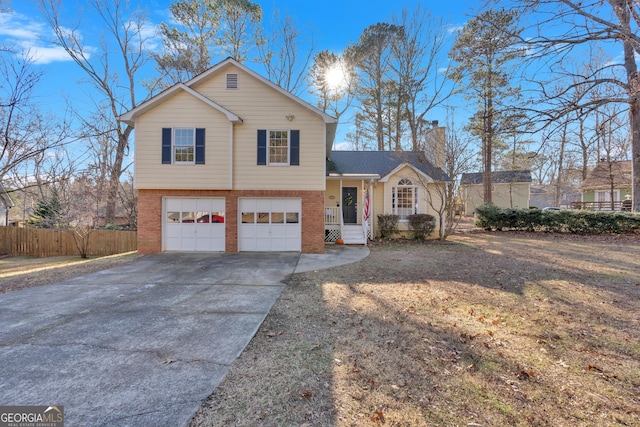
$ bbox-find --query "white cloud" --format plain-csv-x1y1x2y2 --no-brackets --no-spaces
27,45,73,65
0,10,74,64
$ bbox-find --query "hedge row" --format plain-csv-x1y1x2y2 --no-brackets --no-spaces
475,203,640,234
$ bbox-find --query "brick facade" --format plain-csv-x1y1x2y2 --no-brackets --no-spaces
137,189,325,254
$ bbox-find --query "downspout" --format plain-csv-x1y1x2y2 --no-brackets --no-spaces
229,123,233,189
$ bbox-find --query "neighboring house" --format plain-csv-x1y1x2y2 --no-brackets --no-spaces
120,57,447,253
460,170,532,216
579,160,632,210
0,183,15,226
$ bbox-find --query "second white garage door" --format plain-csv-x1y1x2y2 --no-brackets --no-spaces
238,198,301,251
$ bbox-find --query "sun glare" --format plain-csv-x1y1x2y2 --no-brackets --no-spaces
325,63,348,92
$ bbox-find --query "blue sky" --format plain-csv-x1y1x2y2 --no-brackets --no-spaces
0,0,479,150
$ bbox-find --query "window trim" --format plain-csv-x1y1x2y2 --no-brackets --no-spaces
267,129,290,166
173,127,196,164
392,178,419,221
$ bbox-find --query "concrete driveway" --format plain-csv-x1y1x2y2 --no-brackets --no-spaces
0,247,370,427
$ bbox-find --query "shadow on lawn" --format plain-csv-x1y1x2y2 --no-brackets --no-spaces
190,233,640,426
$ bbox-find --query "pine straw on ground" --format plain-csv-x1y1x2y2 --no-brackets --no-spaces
190,232,640,427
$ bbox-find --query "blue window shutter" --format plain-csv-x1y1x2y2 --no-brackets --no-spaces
195,128,205,164
162,128,172,164
257,129,267,165
290,130,300,166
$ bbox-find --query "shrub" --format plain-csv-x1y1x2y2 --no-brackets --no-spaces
408,214,436,240
377,214,399,238
474,203,640,234
474,203,502,230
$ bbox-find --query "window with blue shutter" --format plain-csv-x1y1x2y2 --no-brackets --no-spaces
257,129,300,166
290,130,300,166
162,128,172,164
195,128,205,164
161,127,205,164
257,129,267,165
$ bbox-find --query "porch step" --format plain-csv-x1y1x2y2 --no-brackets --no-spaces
342,225,367,245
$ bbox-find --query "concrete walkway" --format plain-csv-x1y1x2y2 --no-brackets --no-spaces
0,246,369,427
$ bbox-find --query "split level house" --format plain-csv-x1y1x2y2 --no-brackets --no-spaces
460,170,532,216
120,58,448,254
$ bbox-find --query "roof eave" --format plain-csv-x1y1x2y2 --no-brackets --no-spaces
187,58,337,125
118,83,243,126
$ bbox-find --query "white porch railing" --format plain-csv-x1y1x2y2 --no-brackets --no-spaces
324,206,341,224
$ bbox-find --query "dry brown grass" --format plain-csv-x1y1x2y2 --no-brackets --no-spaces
0,252,141,294
190,232,640,427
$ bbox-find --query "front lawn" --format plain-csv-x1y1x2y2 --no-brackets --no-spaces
191,232,640,427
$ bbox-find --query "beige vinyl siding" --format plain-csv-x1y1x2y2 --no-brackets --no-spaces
135,91,231,190
463,182,530,216
382,166,442,233
192,65,326,191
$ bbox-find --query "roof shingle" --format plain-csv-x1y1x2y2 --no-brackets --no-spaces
327,151,448,181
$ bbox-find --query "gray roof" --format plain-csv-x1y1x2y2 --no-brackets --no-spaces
327,151,448,181
581,161,631,190
460,170,532,185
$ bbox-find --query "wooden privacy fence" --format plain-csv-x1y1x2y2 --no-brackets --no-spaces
0,227,137,257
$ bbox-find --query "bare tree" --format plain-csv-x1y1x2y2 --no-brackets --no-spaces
391,4,453,151
39,0,150,225
258,9,315,96
346,23,402,151
1,51,70,183
503,0,640,211
150,0,262,91
309,50,355,120
217,0,262,62
413,115,477,239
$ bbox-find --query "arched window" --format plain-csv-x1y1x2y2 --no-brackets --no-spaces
392,178,418,219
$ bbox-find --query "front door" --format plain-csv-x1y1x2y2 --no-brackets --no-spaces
342,187,357,224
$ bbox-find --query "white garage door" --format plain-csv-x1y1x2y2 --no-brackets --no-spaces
238,198,301,252
164,198,225,251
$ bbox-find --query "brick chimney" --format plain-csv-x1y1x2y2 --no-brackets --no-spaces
424,121,445,170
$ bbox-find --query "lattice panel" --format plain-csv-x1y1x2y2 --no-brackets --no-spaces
324,227,341,242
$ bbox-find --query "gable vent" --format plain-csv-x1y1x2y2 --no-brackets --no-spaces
226,73,238,89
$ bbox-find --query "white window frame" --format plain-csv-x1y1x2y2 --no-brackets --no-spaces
595,189,619,202
173,127,196,164
392,178,419,221
267,129,290,166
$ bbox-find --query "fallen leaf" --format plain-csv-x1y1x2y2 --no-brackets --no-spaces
517,370,534,380
371,408,385,424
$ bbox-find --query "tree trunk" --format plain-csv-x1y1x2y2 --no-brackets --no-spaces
483,97,493,204
104,126,132,224
555,121,567,206
612,0,639,211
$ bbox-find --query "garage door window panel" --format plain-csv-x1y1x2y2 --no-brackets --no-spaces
242,212,255,223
